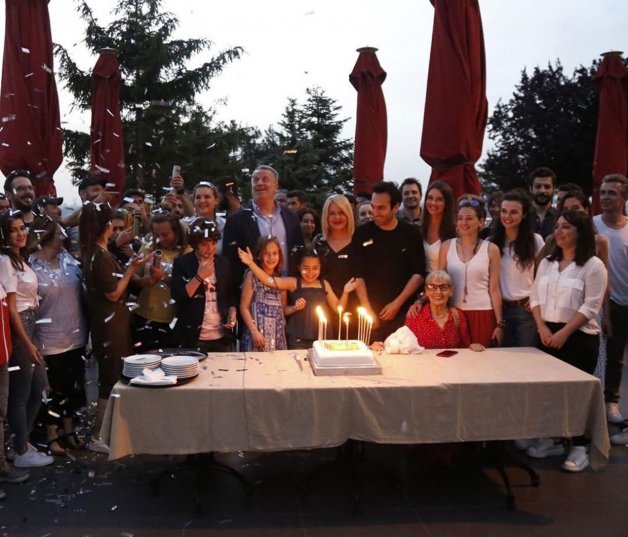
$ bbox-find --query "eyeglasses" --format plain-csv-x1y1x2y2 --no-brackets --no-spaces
425,283,451,292
458,199,483,208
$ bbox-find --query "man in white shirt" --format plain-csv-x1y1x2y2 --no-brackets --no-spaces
593,174,628,430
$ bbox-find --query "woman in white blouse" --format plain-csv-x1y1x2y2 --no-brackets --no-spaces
529,210,607,472
489,189,544,347
422,181,456,274
0,212,52,468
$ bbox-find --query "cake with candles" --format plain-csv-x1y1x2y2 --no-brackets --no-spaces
309,306,381,375
310,340,381,375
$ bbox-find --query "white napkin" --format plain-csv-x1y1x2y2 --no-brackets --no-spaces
130,367,177,386
384,326,425,354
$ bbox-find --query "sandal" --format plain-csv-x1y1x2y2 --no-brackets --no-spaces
47,437,67,457
63,432,85,450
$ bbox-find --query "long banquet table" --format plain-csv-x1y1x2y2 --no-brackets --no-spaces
100,347,610,470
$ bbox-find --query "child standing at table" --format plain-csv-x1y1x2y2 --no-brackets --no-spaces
238,245,358,350
240,237,288,351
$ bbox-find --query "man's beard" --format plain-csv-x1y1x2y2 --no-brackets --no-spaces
13,198,32,211
533,193,551,206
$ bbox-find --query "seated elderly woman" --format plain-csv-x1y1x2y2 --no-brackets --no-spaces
373,270,484,351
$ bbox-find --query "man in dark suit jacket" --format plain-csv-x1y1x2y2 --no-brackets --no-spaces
223,165,304,288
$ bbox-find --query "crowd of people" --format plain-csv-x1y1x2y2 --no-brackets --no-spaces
0,164,627,499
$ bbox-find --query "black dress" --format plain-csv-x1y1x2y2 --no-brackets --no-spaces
314,236,359,339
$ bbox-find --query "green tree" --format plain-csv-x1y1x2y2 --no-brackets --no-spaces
55,0,250,196
259,87,353,204
480,60,600,194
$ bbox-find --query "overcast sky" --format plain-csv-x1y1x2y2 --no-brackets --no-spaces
1,0,627,204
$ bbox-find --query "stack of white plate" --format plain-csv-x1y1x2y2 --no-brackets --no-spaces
123,354,161,378
161,355,199,379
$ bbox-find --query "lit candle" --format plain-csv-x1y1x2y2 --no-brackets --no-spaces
337,305,343,340
343,312,351,341
323,316,327,343
366,314,373,345
357,307,365,342
316,305,323,341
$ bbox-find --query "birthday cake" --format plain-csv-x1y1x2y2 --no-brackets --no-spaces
310,340,381,375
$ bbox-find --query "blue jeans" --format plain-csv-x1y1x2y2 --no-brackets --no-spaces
8,309,48,453
502,305,538,348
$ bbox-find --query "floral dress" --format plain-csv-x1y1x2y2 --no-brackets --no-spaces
242,273,287,351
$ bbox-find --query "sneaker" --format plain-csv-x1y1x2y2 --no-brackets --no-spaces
526,438,565,458
606,403,625,424
513,438,536,451
88,436,110,454
0,466,30,483
13,447,54,468
610,428,628,446
562,446,589,472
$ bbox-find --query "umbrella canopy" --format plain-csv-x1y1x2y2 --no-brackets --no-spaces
90,48,126,204
591,51,628,214
350,47,387,194
420,0,487,199
0,0,62,196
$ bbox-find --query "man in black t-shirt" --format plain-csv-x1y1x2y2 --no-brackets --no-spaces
352,181,426,341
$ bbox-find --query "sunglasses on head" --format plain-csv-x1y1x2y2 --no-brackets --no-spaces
458,199,483,208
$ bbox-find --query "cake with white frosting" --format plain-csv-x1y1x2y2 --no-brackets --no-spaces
310,340,381,375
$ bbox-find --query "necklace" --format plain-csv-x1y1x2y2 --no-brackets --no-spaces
458,238,480,303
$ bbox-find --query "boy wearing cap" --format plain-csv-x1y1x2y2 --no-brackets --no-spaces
171,218,237,352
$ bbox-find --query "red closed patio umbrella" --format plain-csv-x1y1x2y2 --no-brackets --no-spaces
350,47,387,194
0,0,62,196
420,0,487,199
591,51,628,214
90,48,126,204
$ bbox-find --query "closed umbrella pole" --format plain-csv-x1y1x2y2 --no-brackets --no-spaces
90,47,126,205
350,46,387,194
420,0,487,199
591,51,628,214
0,0,62,196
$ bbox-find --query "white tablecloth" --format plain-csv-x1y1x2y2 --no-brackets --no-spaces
101,347,609,469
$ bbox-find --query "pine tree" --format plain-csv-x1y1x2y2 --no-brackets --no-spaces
55,0,249,195
480,60,601,193
258,87,353,205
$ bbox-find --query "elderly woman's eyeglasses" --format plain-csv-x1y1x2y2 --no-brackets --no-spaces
425,283,451,292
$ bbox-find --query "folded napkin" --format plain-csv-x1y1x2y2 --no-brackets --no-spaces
384,326,425,354
130,367,177,386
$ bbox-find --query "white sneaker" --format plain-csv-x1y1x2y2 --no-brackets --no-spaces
606,403,625,424
562,446,589,472
513,438,536,451
610,428,628,446
13,446,54,468
88,437,110,454
526,438,565,458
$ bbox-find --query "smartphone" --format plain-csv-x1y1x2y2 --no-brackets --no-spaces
436,350,458,358
172,164,181,178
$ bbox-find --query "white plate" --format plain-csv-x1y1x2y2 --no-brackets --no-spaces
124,354,161,365
162,355,198,367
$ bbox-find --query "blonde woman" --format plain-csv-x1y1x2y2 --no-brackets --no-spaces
314,195,359,335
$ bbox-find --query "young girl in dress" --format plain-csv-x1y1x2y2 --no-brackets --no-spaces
240,237,288,351
239,245,358,350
